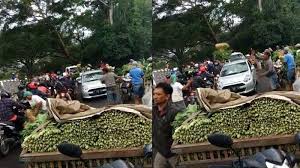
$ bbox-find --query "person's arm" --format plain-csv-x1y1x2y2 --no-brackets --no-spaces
182,80,192,90
11,99,26,110
66,93,72,101
260,61,274,76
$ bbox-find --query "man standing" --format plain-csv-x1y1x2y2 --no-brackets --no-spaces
101,67,121,105
283,47,296,90
129,61,144,104
153,82,180,168
258,51,279,91
165,74,191,110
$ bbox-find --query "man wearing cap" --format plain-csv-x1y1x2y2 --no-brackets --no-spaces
283,47,296,90
129,61,145,104
24,91,47,116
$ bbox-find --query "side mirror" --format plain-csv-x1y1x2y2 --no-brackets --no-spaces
208,133,233,149
76,77,81,84
143,144,152,157
57,143,82,158
294,132,300,144
251,66,255,71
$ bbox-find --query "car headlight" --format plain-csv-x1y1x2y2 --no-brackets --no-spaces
244,74,251,82
83,85,89,91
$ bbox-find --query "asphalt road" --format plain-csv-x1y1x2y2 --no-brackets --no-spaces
0,95,108,168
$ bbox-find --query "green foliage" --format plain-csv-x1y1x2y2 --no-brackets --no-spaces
21,113,49,139
0,0,151,75
213,49,232,61
172,104,199,131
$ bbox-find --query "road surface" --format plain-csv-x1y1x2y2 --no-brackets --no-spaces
0,96,108,168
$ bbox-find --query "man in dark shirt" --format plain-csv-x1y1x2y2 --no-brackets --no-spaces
0,95,25,131
153,82,181,168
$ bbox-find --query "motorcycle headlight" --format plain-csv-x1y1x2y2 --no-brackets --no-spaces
244,74,251,82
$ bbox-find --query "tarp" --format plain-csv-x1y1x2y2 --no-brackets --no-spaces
196,88,300,112
46,98,152,123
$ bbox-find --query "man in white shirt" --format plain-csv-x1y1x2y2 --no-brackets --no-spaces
165,74,191,110
24,91,47,115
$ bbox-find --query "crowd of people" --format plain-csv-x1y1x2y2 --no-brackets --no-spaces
0,60,147,133
246,46,297,91
152,45,299,168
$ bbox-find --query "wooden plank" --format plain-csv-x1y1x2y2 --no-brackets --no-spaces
71,161,76,168
96,160,101,166
50,162,54,168
217,151,221,160
89,160,93,168
65,161,69,168
58,161,62,168
172,135,294,154
20,147,144,162
209,151,214,160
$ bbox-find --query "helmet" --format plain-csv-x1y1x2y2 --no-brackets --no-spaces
200,66,206,72
28,82,38,89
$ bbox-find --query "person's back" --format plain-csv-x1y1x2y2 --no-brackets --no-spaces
284,52,296,70
102,72,117,87
129,66,144,85
0,98,15,122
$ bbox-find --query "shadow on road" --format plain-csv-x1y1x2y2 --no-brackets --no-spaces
0,146,24,168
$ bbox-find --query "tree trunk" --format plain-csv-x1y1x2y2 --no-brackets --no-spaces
258,0,262,12
54,29,70,58
109,0,114,25
202,14,218,43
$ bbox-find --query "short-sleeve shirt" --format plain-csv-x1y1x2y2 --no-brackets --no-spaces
171,82,184,102
129,67,144,85
29,95,47,111
284,53,296,70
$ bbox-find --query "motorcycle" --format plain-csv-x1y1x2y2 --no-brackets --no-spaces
120,77,132,103
0,122,21,156
57,143,152,168
207,132,300,168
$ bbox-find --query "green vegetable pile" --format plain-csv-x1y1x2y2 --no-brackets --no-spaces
22,111,151,153
172,104,199,130
21,113,48,139
173,98,300,144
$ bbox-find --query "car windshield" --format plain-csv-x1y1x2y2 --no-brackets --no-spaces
82,72,103,82
69,67,77,72
230,54,244,61
220,62,249,77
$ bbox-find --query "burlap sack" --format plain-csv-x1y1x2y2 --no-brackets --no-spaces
196,88,255,112
25,109,36,123
196,88,300,112
46,98,152,123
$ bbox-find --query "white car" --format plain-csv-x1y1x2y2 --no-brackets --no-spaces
80,70,107,99
230,52,246,62
217,60,256,94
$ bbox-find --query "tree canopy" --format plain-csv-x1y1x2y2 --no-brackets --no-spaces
0,0,151,77
153,0,300,66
